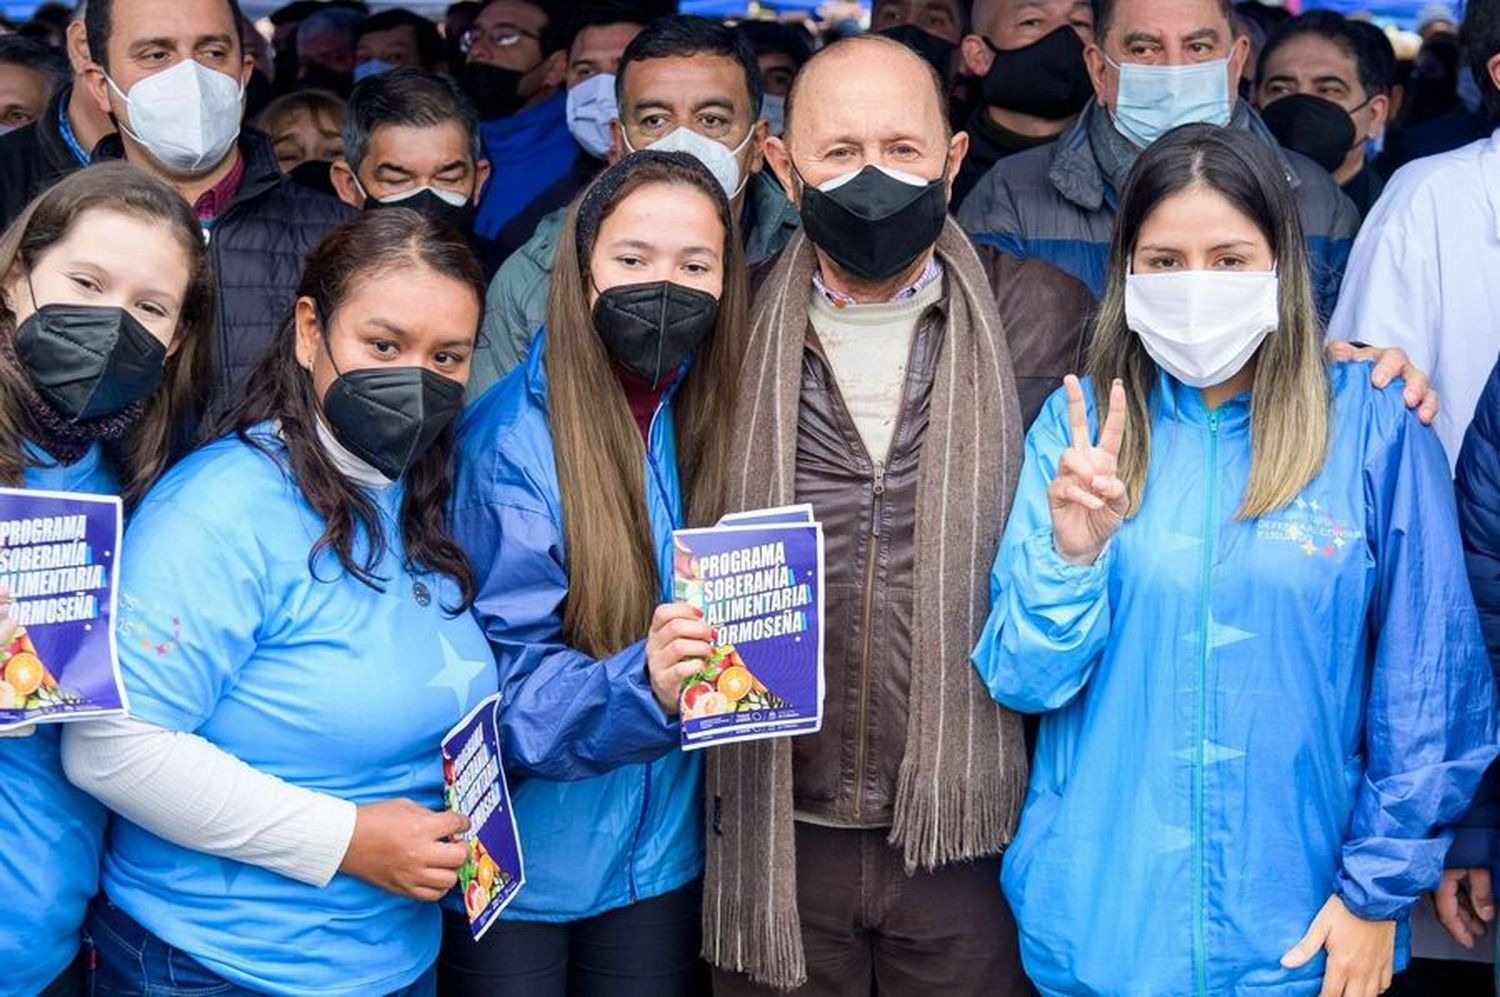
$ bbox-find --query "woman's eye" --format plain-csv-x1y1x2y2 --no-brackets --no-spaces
371,340,398,356
434,350,465,366
1215,257,1246,269
136,302,169,319
68,274,102,293
617,255,645,268
1146,256,1178,269
683,263,710,276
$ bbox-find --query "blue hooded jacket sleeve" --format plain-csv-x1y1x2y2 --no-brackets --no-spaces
1453,355,1500,868
972,384,1114,713
451,481,678,784
1337,395,1499,919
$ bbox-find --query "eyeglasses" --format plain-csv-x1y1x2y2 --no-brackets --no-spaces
460,22,540,55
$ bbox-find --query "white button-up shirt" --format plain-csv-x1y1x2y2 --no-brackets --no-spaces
1329,127,1500,469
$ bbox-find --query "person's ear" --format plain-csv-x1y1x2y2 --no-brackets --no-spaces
82,60,113,118
959,34,995,78
763,135,797,205
1084,42,1111,109
1366,93,1390,139
1227,34,1251,102
541,49,567,91
607,118,625,164
1487,52,1500,95
329,160,365,209
746,117,769,174
294,297,323,372
0,265,23,316
944,131,969,205
65,19,91,75
473,159,493,201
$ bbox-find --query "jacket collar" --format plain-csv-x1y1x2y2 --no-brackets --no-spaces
93,127,284,211
743,169,801,266
479,89,567,152
1153,365,1253,430
35,83,84,171
524,326,689,415
1048,99,1303,212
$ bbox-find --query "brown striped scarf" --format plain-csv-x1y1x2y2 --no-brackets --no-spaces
702,219,1030,990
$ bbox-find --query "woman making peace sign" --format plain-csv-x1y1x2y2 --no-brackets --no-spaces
972,124,1498,997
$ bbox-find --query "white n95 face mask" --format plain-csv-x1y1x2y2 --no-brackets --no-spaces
566,72,619,159
1125,270,1280,388
624,123,754,199
107,59,245,176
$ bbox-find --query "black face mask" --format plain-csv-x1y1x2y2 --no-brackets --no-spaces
1260,93,1360,175
365,187,477,235
591,281,719,388
322,365,465,480
877,25,956,81
16,302,167,422
461,62,526,120
796,165,949,282
981,26,1093,120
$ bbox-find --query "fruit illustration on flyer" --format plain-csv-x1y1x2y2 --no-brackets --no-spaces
442,693,523,940
672,508,825,749
0,487,126,731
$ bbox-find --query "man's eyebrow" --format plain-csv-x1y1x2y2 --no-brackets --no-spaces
1181,27,1221,44
1120,30,1163,47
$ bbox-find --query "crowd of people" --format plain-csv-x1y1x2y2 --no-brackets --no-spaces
0,0,1498,995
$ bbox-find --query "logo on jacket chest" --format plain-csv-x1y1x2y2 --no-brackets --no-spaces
1255,496,1363,558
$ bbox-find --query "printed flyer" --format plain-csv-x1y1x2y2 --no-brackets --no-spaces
442,693,524,941
673,508,825,750
0,486,125,732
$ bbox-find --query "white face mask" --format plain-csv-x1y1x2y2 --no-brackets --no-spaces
624,123,754,198
760,94,786,138
566,72,618,159
107,59,244,176
1125,270,1279,388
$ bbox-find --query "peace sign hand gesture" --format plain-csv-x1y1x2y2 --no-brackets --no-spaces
1049,375,1129,566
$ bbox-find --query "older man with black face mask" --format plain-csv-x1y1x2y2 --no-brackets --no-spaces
705,33,1096,997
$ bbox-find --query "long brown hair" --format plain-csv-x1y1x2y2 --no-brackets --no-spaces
1085,124,1330,519
0,162,216,504
232,209,485,611
547,151,748,657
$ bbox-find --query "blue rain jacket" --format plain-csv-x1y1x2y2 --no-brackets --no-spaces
451,331,703,922
973,362,1498,996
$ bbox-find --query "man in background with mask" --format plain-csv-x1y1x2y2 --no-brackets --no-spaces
331,69,496,271
953,0,1096,209
0,8,103,230
958,0,1360,316
0,34,68,133
489,4,647,258
82,0,353,420
705,33,1096,997
294,5,361,96
1257,11,1394,221
466,14,800,401
462,0,576,243
736,19,814,137
352,9,445,79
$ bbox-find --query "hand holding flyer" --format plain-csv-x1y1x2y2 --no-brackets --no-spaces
0,486,125,732
673,505,825,749
442,693,524,941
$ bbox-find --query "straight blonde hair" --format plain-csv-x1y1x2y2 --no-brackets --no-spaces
1085,124,1331,520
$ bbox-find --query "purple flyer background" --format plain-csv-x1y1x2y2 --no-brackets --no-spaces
442,697,524,939
0,489,122,727
677,524,821,745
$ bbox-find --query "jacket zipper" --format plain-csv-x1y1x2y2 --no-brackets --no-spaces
1193,410,1220,997
851,459,886,822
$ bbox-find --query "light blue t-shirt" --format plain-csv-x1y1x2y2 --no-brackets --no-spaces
0,442,118,997
100,429,497,996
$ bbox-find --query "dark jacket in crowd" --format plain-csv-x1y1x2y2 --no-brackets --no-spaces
957,100,1361,318
792,248,1093,824
0,83,94,232
1340,164,1385,222
95,129,356,420
952,105,1063,214
1455,354,1500,871
493,151,604,262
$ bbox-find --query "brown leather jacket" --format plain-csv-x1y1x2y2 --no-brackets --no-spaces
790,248,1092,826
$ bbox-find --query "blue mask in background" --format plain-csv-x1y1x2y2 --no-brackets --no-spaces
1107,56,1232,148
354,59,397,83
